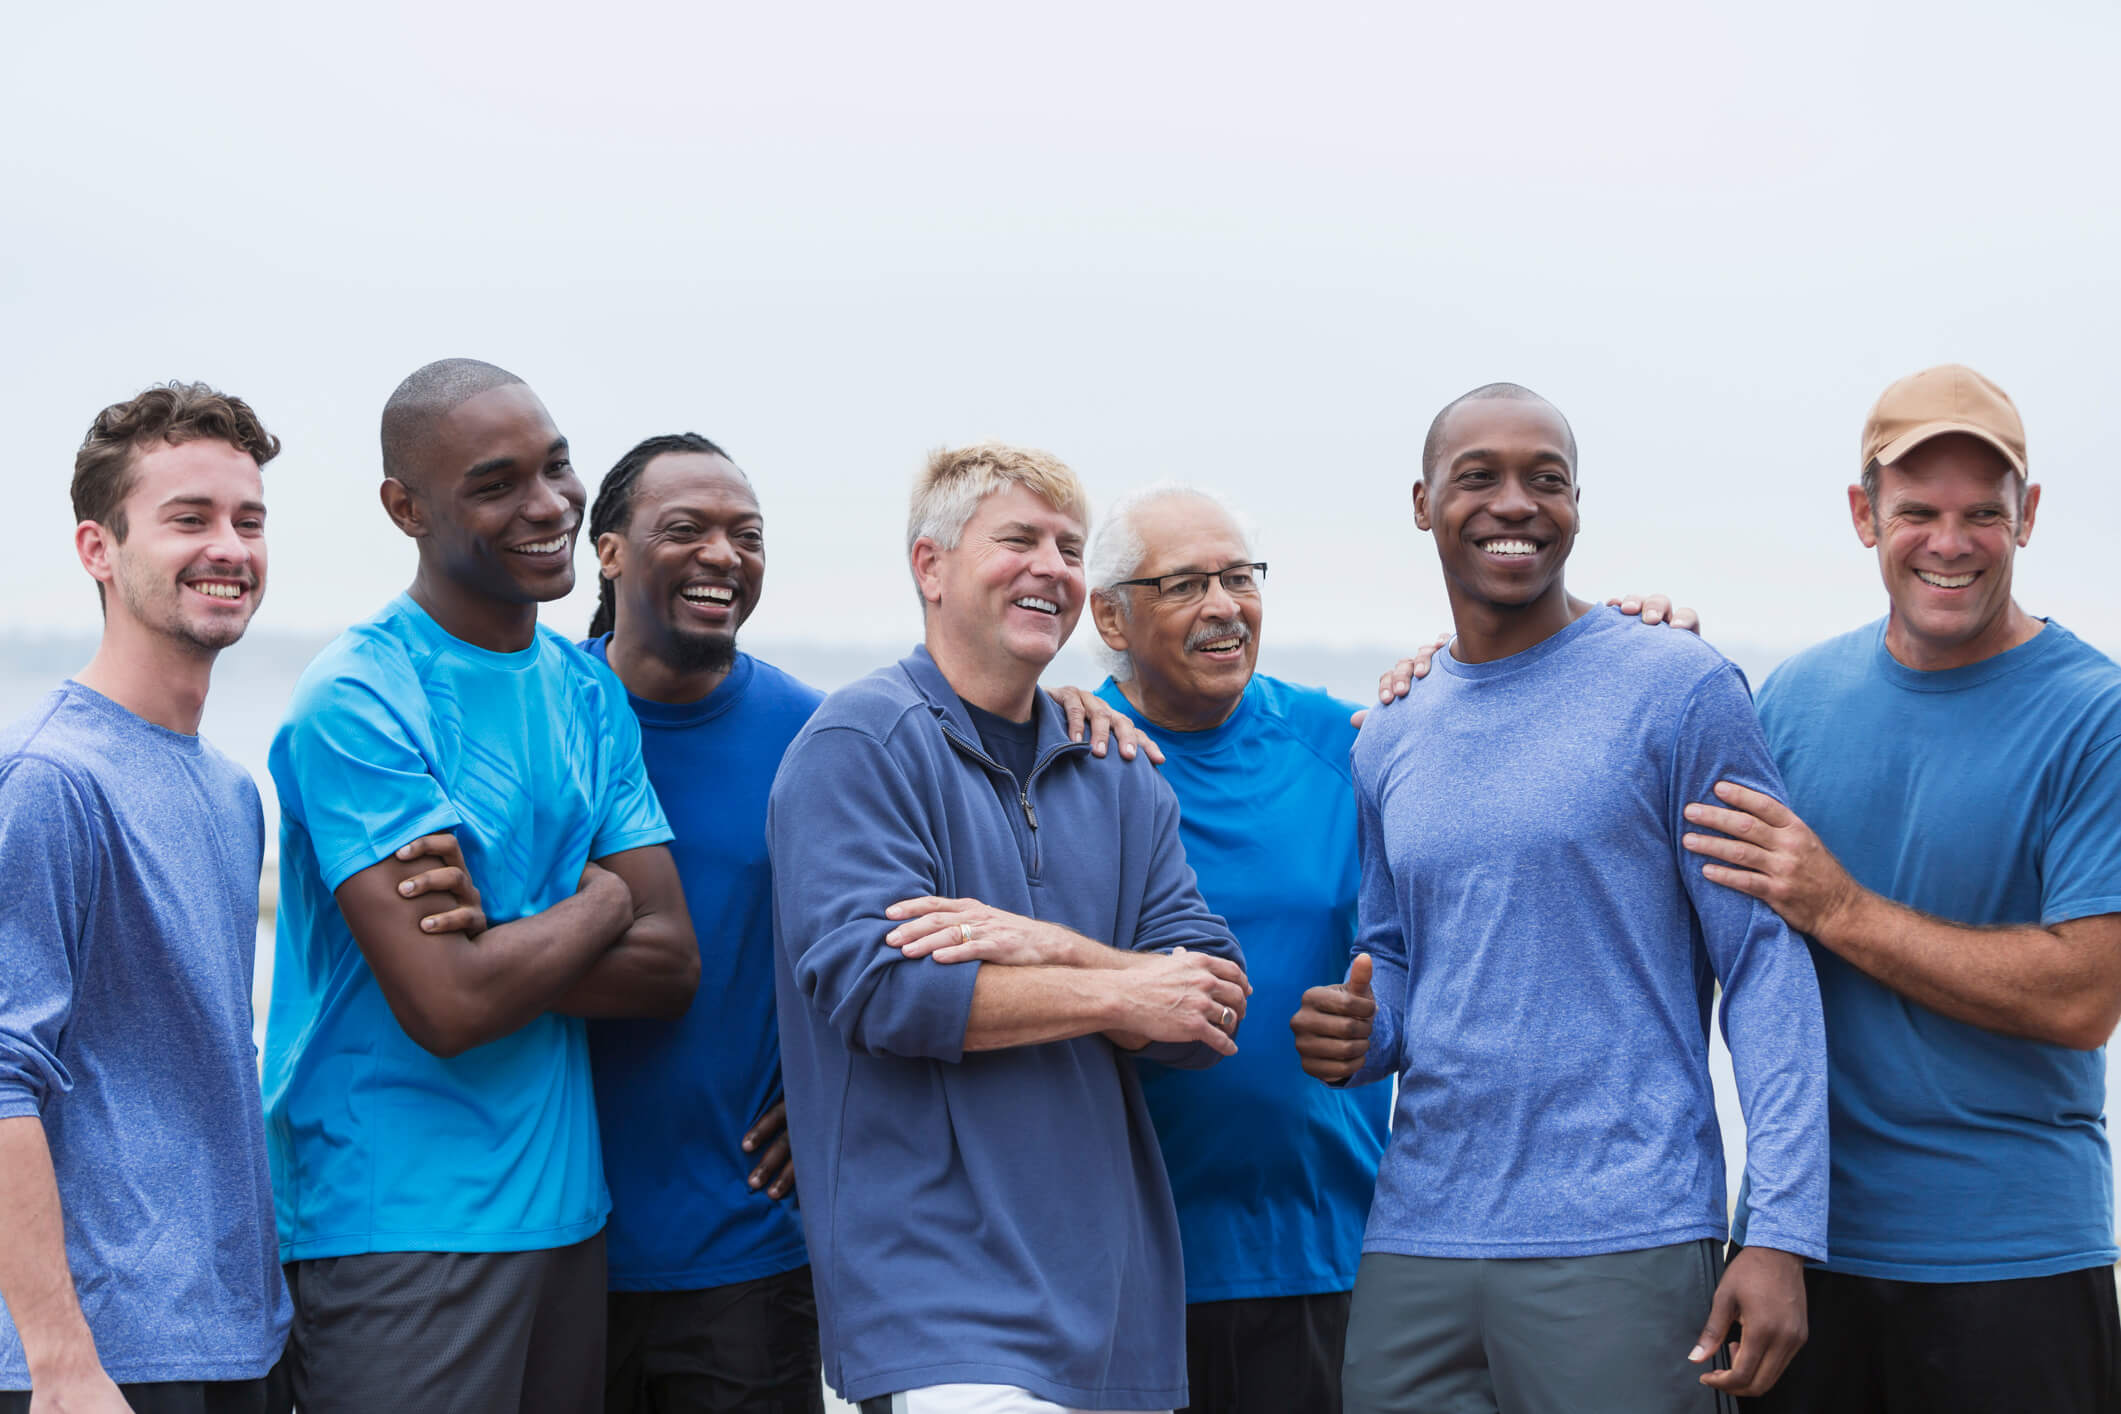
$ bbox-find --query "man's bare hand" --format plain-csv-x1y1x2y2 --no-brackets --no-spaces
1603,593,1701,633
1352,633,1453,728
393,832,487,937
1109,946,1251,1056
740,1100,796,1202
27,1362,135,1413
884,896,1088,966
1682,781,1864,937
1048,685,1164,764
1690,1246,1808,1396
1291,954,1377,1082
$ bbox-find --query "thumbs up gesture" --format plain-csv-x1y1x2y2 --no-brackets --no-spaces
1290,953,1379,1084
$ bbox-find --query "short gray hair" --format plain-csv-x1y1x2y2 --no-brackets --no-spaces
905,441,1090,607
1086,483,1257,682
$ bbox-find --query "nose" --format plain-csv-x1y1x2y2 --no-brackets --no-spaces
202,515,255,572
1930,517,1977,559
1489,474,1538,520
696,531,739,569
523,473,570,523
1028,535,1069,580
1200,576,1241,618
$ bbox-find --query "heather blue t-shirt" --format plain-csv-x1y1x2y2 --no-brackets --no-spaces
1736,618,2121,1281
0,683,290,1387
1098,673,1389,1302
583,642,822,1290
264,596,672,1260
1350,608,1830,1261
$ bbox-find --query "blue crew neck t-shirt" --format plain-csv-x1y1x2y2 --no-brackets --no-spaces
0,684,291,1387
1735,618,2121,1282
1349,608,1829,1261
264,595,672,1261
1097,673,1389,1303
583,642,823,1291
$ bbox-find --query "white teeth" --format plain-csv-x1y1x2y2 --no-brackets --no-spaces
1480,539,1538,557
1014,597,1059,614
1916,570,1977,589
681,586,735,603
191,582,243,599
511,538,566,555
1197,638,1240,653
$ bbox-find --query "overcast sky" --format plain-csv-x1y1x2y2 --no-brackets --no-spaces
6,0,2117,661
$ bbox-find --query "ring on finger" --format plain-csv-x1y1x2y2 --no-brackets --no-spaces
958,922,973,944
1219,1006,1233,1029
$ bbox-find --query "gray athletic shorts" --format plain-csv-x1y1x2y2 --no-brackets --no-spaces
1342,1239,1736,1414
273,1231,605,1414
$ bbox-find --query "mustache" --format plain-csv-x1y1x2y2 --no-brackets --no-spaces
1185,618,1252,651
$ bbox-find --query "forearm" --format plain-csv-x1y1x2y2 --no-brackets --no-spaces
551,908,699,1019
0,1116,103,1382
964,965,1122,1052
1820,890,2116,1048
418,885,631,1052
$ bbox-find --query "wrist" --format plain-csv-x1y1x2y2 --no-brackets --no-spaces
24,1324,102,1383
1811,878,1874,950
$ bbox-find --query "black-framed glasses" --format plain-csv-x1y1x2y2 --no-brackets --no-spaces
1110,561,1267,605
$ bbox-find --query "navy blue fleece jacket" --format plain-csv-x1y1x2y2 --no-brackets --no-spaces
768,645,1241,1409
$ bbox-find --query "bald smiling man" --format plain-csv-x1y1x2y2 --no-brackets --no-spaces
262,359,700,1414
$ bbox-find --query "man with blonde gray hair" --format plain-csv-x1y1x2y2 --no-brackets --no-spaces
768,442,1251,1413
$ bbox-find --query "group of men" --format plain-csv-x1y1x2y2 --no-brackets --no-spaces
0,357,2115,1414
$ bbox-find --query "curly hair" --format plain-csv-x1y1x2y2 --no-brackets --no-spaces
73,381,281,540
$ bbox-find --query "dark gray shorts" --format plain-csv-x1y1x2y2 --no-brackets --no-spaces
273,1231,605,1414
1342,1240,1736,1414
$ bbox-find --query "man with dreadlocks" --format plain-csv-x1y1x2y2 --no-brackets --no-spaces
263,359,700,1413
579,433,828,1413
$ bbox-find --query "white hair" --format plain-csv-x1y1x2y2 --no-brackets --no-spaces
1086,483,1258,682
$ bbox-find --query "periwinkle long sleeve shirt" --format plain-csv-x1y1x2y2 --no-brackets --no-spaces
1347,608,1829,1262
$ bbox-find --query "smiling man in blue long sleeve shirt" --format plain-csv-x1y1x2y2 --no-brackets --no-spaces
768,442,1249,1414
1294,384,1829,1413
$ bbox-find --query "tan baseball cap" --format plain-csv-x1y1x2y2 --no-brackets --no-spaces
1860,364,2027,477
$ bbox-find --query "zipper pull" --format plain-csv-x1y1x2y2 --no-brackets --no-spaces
1020,789,1039,830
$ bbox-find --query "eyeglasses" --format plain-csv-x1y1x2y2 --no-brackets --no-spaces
1110,562,1268,605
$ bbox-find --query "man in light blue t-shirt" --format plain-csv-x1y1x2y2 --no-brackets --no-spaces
1,383,292,1412
1682,365,2121,1413
264,359,700,1414
1297,384,1829,1413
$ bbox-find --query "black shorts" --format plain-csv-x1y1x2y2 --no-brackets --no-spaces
605,1265,824,1414
1741,1262,2121,1414
0,1379,274,1414
1178,1289,1350,1414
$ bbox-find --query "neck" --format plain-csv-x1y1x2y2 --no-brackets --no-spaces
73,616,217,735
925,631,1042,723
1885,599,2044,672
408,568,539,653
1444,579,1590,664
604,626,734,704
1117,674,1243,732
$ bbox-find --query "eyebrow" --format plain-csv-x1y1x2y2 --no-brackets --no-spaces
160,494,267,514
1449,448,1570,471
460,437,569,483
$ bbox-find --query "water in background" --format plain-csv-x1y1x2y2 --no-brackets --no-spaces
7,627,2112,1223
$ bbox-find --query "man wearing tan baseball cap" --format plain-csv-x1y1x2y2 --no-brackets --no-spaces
1679,363,2121,1411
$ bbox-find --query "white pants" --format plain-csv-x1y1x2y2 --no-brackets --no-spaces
880,1385,1169,1414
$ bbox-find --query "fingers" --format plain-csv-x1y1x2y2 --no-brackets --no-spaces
742,1101,787,1152
417,903,483,935
1088,708,1114,759
1136,734,1165,765
884,911,965,951
1688,1282,1737,1371
884,896,963,921
1348,707,1369,729
1681,801,1758,838
1345,952,1374,998
1672,605,1702,633
1680,833,1766,870
1196,954,1253,994
395,831,465,866
1640,593,1673,625
398,865,468,900
748,1133,793,1188
1712,779,1792,826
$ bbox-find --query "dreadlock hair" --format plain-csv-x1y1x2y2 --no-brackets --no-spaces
586,432,736,639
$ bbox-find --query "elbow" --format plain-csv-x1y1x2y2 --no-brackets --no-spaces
384,992,489,1060
647,930,701,1018
2056,1005,2120,1053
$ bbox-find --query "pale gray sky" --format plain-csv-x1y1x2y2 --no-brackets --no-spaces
6,0,2118,659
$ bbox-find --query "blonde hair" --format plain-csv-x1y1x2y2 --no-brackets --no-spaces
906,441,1090,601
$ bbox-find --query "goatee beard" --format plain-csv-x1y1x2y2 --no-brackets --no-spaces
671,633,738,676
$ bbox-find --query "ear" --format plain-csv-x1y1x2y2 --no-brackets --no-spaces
910,537,946,607
74,520,118,587
1412,479,1433,532
1089,590,1132,656
380,478,425,539
596,531,625,581
2017,482,2040,547
1848,484,1879,549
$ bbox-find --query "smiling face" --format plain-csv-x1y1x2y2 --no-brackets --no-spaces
1854,433,2039,670
917,483,1086,680
88,438,268,653
1092,495,1260,726
397,382,585,606
600,450,763,674
1415,397,1580,610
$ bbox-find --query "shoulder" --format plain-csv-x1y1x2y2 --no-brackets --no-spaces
744,654,828,721
1596,612,1735,680
283,617,423,724
796,662,924,741
1,691,124,807
1252,673,1361,746
2034,623,2121,721
1757,621,1880,702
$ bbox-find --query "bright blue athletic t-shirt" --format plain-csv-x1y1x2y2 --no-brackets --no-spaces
1097,673,1389,1303
1735,618,2121,1282
264,595,672,1261
583,642,822,1291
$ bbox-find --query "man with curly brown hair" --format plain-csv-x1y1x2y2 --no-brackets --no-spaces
0,384,293,1413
